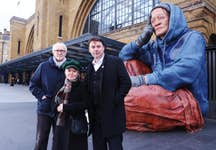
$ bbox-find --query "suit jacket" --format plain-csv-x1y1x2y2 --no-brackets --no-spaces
86,54,131,137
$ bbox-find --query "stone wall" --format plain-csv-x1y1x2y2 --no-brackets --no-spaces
9,17,26,60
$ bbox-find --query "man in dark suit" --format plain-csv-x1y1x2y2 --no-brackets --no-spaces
86,36,131,150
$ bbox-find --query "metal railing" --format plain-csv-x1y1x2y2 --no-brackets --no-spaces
206,46,216,101
206,46,216,118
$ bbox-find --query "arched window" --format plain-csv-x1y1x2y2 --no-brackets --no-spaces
83,0,160,34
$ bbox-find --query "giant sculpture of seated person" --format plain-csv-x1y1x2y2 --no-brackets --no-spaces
119,3,208,132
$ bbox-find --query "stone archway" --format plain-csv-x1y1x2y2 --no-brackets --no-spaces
70,0,96,38
26,26,34,54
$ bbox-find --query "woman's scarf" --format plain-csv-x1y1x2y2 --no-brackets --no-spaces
55,79,72,104
55,76,80,104
56,79,72,126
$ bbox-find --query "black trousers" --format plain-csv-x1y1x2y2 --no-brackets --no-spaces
34,114,56,150
92,123,123,150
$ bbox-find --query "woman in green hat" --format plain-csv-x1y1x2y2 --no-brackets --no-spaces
53,59,88,150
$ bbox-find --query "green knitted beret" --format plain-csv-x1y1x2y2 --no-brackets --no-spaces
61,59,81,71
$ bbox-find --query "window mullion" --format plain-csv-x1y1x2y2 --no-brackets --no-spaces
83,0,160,34
100,0,103,34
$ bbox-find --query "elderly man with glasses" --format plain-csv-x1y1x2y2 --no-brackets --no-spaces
29,42,68,150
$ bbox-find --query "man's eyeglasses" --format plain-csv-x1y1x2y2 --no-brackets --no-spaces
53,49,66,53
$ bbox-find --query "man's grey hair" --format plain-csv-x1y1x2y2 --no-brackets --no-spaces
52,42,67,51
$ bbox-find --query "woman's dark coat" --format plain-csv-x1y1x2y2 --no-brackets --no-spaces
53,81,88,150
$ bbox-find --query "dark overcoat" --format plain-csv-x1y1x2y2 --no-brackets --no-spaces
86,54,131,137
53,80,88,150
29,57,65,117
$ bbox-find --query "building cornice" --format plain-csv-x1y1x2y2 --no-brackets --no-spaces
179,0,216,15
10,16,27,25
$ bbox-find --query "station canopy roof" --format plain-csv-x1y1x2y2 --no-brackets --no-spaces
0,33,125,74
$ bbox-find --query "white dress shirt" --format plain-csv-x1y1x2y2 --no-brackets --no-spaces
92,54,105,71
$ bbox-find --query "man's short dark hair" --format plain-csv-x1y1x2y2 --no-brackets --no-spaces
88,36,106,48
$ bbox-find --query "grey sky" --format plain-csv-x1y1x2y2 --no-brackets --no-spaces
0,0,35,32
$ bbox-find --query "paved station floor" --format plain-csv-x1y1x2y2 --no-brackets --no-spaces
0,83,216,150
